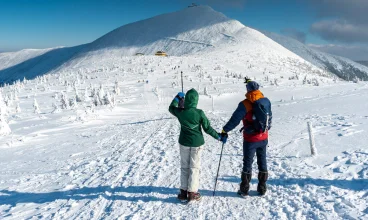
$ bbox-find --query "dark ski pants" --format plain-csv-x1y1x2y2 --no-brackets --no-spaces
242,140,268,174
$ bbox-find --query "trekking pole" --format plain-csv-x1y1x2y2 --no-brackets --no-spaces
179,71,184,109
213,143,225,196
181,71,183,93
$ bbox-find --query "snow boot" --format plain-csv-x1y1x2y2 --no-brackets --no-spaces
257,171,268,195
237,172,252,197
177,189,188,201
187,192,202,202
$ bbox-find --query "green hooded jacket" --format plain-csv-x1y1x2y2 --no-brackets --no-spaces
169,89,219,147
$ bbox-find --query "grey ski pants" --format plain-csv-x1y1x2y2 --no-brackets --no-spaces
180,144,203,192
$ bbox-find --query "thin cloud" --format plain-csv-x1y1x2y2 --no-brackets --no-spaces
309,44,368,61
310,20,368,43
281,28,306,43
311,0,368,24
309,0,368,43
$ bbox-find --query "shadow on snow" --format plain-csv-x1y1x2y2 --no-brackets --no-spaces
220,175,368,191
0,185,237,207
1,177,367,207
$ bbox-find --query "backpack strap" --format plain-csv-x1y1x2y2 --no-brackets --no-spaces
242,99,252,112
239,99,253,133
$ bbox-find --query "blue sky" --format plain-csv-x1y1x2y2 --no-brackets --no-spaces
1,0,367,60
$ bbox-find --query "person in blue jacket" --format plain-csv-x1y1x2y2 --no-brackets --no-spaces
219,79,270,196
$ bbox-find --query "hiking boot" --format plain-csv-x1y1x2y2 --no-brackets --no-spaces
177,189,188,201
257,171,268,195
187,192,202,202
238,172,252,196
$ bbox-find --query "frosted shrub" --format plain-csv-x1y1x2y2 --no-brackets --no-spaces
14,92,19,101
93,94,100,106
311,78,320,86
113,81,120,95
303,76,307,85
104,91,112,105
4,95,11,107
74,86,82,102
274,79,279,86
0,108,11,136
98,85,105,102
111,94,116,107
69,97,77,109
204,87,209,96
91,87,96,98
33,98,40,114
84,88,90,102
61,93,69,109
51,103,61,113
16,103,21,113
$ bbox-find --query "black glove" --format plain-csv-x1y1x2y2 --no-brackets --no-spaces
218,130,228,144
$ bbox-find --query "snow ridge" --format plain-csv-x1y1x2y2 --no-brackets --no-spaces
262,31,368,81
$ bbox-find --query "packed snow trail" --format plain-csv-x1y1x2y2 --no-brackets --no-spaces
1,107,367,219
0,54,367,219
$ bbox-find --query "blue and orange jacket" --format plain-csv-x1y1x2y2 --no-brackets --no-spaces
223,90,268,142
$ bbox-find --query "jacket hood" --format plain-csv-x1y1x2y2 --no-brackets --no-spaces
184,89,198,108
246,90,264,103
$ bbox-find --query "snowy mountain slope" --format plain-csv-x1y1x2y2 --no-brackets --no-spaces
357,61,368,67
262,31,368,81
1,5,367,85
0,54,367,219
55,6,331,84
0,45,86,84
0,6,327,84
0,48,55,71
82,6,244,56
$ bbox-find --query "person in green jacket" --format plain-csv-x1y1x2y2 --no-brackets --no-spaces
169,88,224,202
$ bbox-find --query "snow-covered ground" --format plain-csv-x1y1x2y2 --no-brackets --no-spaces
0,54,367,219
0,5,367,220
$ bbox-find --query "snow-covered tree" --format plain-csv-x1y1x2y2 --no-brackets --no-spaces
16,103,21,113
104,91,113,106
33,98,40,114
69,97,77,109
0,91,10,135
74,86,82,102
84,87,90,102
51,103,59,114
0,109,11,136
113,80,120,95
111,94,116,107
204,86,209,96
14,92,19,101
61,92,69,109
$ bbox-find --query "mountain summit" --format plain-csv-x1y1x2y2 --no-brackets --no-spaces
1,6,368,83
85,6,245,56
